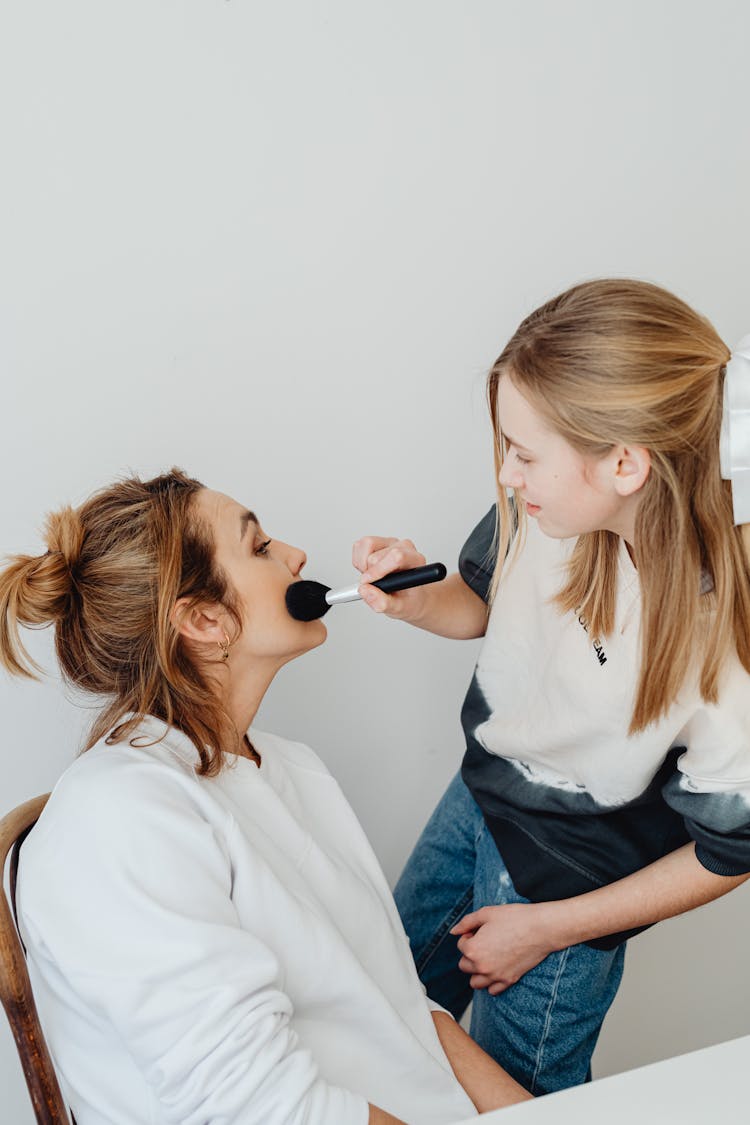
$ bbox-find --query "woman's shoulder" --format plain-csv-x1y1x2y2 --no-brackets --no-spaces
250,728,331,776
64,716,202,791
16,723,238,957
25,720,218,863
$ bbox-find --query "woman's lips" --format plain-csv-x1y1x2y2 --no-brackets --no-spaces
525,501,541,515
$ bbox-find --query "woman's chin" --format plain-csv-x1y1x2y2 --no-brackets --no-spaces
303,618,328,650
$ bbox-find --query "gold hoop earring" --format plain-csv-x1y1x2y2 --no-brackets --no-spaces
217,632,230,662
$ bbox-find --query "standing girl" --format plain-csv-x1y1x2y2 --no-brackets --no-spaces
352,279,750,1096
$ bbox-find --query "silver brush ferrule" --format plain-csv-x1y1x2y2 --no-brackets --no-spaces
325,583,364,606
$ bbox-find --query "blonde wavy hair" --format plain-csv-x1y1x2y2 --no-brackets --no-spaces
0,468,242,775
487,279,750,734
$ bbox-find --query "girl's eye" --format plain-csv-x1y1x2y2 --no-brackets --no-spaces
254,539,272,557
504,439,530,466
503,437,531,466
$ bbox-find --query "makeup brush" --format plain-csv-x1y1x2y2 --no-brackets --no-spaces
285,563,447,622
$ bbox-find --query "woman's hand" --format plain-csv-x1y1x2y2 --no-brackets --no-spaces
451,903,559,995
352,535,430,622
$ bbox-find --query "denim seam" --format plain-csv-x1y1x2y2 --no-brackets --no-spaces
414,885,474,976
474,818,489,849
530,945,571,1094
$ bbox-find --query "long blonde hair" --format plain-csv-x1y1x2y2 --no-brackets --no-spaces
487,279,750,733
0,468,242,775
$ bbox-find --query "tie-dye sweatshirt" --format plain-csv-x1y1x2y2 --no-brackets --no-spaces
459,507,750,949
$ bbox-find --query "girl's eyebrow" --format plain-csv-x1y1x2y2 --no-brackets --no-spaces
503,433,533,454
239,510,259,541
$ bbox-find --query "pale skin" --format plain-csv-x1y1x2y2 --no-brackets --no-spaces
170,488,531,1122
352,373,750,996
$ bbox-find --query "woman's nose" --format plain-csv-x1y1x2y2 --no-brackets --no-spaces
288,545,307,576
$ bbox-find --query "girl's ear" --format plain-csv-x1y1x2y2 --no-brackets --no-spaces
613,445,651,497
171,598,226,646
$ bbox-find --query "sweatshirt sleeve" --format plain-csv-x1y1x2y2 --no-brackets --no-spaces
19,758,369,1125
458,506,500,603
661,660,750,877
458,501,520,604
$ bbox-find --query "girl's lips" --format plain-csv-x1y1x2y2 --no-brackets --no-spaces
525,501,541,515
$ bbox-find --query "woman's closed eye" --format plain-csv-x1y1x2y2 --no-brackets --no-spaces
254,539,272,557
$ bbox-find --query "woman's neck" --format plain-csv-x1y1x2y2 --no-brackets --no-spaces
221,656,282,759
240,733,261,765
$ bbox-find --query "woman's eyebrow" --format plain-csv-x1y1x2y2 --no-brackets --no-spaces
239,510,259,541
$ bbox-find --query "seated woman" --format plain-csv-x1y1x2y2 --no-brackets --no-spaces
0,469,530,1125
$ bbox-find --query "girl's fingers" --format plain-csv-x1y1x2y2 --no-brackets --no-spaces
360,542,425,584
450,911,482,935
352,536,397,572
470,974,494,990
358,584,391,614
456,931,479,955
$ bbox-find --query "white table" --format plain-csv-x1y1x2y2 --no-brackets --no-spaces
451,1034,750,1124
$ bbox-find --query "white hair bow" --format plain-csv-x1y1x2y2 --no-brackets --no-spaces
720,335,750,525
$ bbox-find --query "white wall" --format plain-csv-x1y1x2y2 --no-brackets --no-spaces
2,1,749,1118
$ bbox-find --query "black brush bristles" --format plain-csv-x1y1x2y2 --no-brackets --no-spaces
286,563,448,622
285,580,332,621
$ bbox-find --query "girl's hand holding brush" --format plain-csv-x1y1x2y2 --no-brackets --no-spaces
353,537,430,619
285,540,446,622
353,534,490,640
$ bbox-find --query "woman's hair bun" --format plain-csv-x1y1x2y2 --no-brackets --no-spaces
44,506,85,571
0,504,85,678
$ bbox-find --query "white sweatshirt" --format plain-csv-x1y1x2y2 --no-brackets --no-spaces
17,716,476,1125
459,506,750,948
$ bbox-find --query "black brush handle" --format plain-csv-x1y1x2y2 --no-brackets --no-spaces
372,563,447,594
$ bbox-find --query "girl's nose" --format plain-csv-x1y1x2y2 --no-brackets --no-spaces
498,459,523,490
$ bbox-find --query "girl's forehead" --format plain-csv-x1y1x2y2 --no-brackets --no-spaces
497,375,550,441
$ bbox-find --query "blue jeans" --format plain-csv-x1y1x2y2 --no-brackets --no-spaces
394,772,626,1096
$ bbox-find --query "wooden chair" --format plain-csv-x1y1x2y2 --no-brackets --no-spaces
0,794,73,1124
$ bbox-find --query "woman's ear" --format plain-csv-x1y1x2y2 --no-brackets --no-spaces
613,444,651,497
171,598,226,647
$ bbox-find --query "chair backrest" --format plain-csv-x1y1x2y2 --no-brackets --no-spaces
0,794,72,1124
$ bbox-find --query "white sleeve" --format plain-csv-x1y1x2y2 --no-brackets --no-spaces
424,991,455,1019
20,762,369,1125
662,660,750,877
